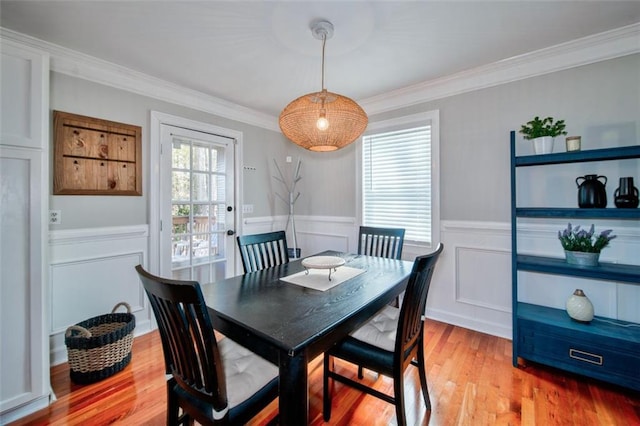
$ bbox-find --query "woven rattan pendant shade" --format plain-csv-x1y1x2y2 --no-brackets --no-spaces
279,89,368,152
279,20,368,152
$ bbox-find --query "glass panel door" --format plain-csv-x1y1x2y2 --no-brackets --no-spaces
160,125,235,282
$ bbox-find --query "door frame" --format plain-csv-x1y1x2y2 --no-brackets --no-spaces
149,111,243,276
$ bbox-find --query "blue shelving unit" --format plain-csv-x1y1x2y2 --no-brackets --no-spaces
510,130,640,391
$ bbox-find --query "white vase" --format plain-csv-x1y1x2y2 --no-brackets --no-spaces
566,289,594,323
532,136,554,154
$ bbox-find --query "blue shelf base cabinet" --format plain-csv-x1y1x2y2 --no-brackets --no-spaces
518,303,640,391
510,130,640,392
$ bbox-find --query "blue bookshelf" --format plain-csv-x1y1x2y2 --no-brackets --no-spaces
510,130,640,392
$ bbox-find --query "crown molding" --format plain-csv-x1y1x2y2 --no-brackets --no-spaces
2,23,638,127
0,27,279,132
360,23,640,115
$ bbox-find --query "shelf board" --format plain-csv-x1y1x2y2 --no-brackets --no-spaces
514,145,640,166
516,208,640,219
517,254,640,284
517,303,640,341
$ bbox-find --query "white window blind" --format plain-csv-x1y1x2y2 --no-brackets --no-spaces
362,125,432,244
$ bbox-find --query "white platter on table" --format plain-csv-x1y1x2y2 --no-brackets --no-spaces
301,256,345,281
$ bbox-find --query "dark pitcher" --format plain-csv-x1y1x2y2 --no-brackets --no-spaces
576,174,607,208
614,177,639,208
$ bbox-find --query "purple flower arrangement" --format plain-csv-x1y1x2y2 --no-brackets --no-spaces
558,223,616,253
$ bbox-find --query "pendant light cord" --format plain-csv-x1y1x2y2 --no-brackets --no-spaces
321,33,326,91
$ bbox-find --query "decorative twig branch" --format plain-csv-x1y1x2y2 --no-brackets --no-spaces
273,158,302,258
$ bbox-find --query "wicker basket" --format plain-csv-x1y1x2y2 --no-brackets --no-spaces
65,302,135,384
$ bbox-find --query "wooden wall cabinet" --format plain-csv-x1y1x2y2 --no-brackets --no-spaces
53,111,142,195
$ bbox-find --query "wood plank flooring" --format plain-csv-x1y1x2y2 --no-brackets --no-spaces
9,319,640,425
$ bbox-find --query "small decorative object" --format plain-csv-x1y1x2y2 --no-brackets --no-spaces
558,223,616,267
64,302,135,384
576,174,607,208
519,116,567,154
301,255,346,281
614,176,639,208
565,136,581,151
273,158,302,258
566,289,594,323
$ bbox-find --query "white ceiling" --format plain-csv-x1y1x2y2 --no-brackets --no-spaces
2,1,640,118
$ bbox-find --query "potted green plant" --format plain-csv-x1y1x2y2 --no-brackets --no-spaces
558,223,616,266
519,116,567,154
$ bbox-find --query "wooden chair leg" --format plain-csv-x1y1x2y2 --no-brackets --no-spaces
393,372,407,426
323,354,332,421
167,379,180,426
417,341,431,410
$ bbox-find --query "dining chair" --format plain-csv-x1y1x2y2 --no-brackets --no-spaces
323,243,444,426
357,226,405,260
358,226,406,333
135,265,279,425
236,230,290,273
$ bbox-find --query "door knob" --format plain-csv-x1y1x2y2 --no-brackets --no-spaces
226,230,235,236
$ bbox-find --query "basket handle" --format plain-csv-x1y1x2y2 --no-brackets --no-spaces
65,325,91,338
111,302,132,314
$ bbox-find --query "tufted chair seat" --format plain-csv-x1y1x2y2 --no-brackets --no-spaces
350,305,398,351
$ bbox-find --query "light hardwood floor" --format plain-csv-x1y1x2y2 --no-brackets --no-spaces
10,319,639,425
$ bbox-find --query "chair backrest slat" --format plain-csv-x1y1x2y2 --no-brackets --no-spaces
135,265,228,412
397,244,443,356
237,231,290,273
358,226,405,260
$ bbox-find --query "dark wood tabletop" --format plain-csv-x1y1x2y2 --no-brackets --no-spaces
200,250,413,425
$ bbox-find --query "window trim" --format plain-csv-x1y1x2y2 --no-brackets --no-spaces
356,110,440,249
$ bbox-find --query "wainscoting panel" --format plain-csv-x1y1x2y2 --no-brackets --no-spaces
48,225,151,365
430,220,639,339
455,246,511,313
428,221,513,339
50,252,145,333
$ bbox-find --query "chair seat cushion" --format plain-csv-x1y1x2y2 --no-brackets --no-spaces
350,305,399,352
218,337,278,409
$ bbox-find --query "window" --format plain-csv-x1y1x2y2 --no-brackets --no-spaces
358,111,440,246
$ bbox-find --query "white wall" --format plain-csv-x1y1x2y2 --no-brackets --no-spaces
371,53,640,223
3,28,639,364
49,72,288,229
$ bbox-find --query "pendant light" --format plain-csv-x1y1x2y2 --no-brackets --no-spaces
279,20,368,152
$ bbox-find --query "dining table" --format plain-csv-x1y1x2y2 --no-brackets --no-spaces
200,250,414,425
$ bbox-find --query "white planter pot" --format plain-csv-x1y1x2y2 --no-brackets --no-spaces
532,136,554,154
